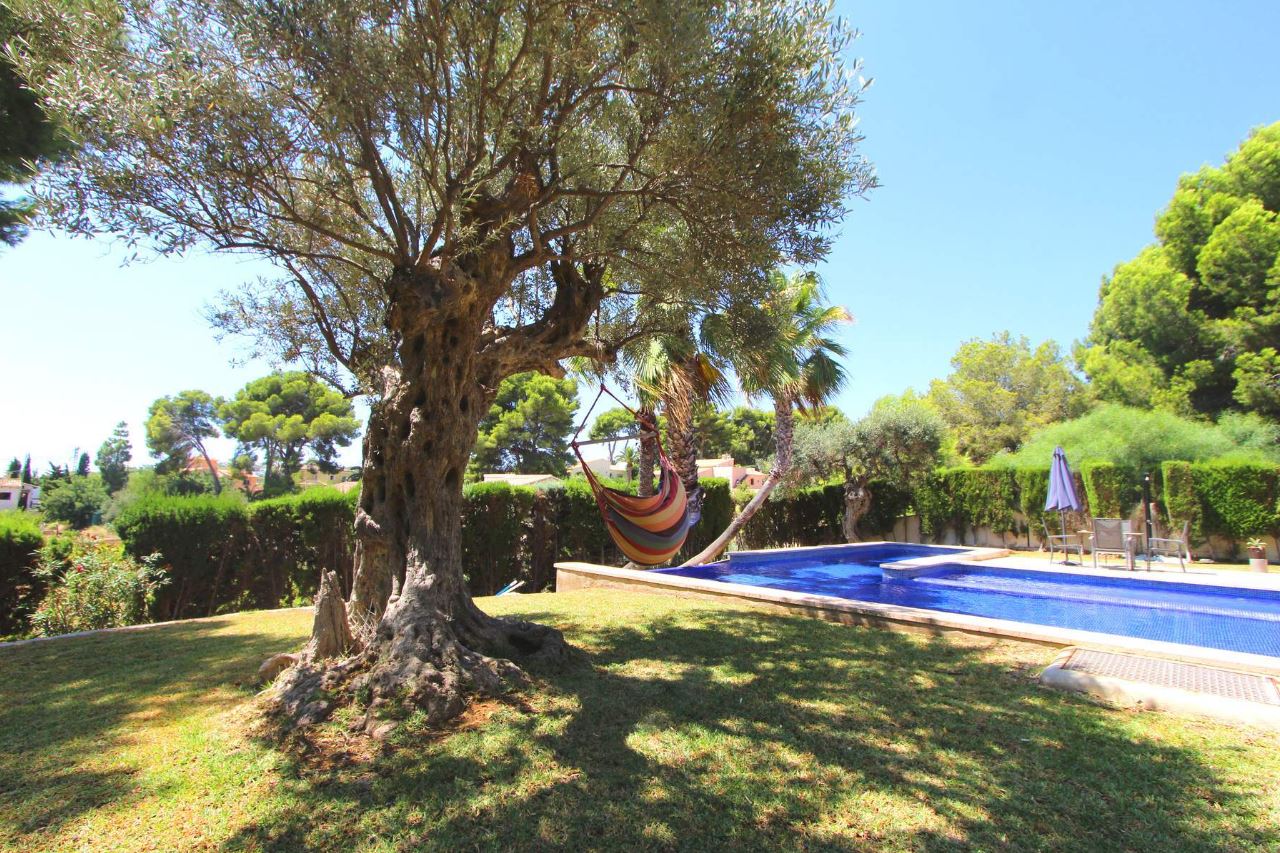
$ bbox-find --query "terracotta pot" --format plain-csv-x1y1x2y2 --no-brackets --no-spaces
1250,556,1269,573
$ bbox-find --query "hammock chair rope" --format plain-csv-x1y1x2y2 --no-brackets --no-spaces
570,384,692,566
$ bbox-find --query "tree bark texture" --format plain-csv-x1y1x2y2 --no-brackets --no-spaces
843,479,872,543
663,372,703,524
636,405,657,498
279,261,592,730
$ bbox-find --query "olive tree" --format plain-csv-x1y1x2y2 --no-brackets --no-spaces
791,394,943,541
11,0,874,727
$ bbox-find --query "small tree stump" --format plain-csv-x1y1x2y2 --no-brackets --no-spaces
307,570,356,660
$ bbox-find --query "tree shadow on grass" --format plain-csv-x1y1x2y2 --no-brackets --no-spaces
0,615,308,842
222,601,1279,851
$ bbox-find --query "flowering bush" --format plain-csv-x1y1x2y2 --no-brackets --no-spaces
30,546,167,637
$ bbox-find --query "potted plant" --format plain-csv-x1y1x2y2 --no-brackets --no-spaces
1246,537,1269,572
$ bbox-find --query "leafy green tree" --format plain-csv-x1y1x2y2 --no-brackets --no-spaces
95,421,132,494
75,452,90,478
727,408,777,465
587,407,639,464
1081,123,1280,417
1232,348,1280,418
471,373,579,476
12,0,873,724
5,458,19,479
618,445,639,486
927,332,1089,464
39,475,109,529
0,5,69,245
685,406,777,466
145,391,224,494
219,372,360,493
792,394,944,540
995,403,1280,472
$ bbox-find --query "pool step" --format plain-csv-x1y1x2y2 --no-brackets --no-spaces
1041,648,1280,728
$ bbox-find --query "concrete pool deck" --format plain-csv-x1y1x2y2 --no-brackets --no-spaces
554,544,1280,679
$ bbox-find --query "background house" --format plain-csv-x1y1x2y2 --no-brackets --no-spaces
696,457,766,491
481,473,561,487
0,478,36,511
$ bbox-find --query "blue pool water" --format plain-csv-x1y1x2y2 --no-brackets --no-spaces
656,544,1280,659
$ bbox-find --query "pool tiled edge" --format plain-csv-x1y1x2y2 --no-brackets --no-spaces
554,560,1280,677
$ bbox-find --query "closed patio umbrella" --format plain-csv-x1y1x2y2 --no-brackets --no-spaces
1045,446,1082,564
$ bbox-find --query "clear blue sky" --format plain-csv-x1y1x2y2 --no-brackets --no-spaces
3,0,1279,471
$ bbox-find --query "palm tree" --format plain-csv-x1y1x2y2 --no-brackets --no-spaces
629,331,731,512
681,271,851,566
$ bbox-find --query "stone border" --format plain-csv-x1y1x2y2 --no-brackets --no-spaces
1040,648,1280,730
554,561,1280,676
0,606,312,651
980,554,1280,591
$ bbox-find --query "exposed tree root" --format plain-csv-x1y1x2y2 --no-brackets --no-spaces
269,591,574,737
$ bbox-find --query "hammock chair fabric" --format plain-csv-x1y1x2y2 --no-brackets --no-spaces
571,386,692,566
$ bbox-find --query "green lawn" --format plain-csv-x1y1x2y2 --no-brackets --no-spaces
1,592,1277,851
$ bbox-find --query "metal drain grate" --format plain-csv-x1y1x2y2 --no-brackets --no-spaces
1061,649,1280,705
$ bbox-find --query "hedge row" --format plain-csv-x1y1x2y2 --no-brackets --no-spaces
461,478,733,593
0,512,45,636
1162,460,1280,546
733,480,911,550
115,488,358,620
737,461,1280,553
108,479,735,620
913,461,1280,549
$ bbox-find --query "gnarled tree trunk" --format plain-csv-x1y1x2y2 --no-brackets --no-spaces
277,261,592,732
843,478,872,542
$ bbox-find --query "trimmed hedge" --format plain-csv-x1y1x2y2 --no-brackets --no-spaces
0,512,45,636
461,477,734,594
736,483,843,550
1161,461,1200,543
108,480,736,616
461,481,536,596
1190,462,1279,544
115,494,253,619
917,469,1017,541
115,489,359,620
1081,462,1137,519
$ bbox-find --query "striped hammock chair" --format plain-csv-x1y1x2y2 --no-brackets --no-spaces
571,386,692,566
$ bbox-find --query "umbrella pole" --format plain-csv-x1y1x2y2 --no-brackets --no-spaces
1058,509,1075,565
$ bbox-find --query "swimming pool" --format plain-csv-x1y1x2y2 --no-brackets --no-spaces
656,543,1280,659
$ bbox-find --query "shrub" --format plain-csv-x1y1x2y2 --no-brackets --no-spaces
30,545,167,636
1161,461,1201,543
860,480,914,537
1000,403,1280,471
1191,462,1279,545
114,493,251,619
39,476,110,529
461,481,536,595
0,511,46,637
1081,462,1137,519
